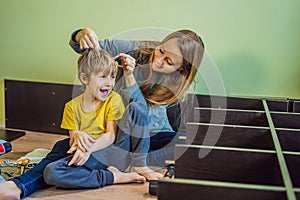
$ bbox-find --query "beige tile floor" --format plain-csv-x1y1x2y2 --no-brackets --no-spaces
0,131,157,200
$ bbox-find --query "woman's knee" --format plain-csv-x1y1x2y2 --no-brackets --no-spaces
127,102,150,125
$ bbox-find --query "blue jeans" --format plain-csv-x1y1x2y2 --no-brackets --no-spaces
92,102,185,169
11,102,184,197
44,102,185,188
11,139,70,197
43,153,113,189
11,138,113,198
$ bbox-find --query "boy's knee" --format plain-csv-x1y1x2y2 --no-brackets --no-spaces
43,158,68,185
52,138,70,151
43,163,57,185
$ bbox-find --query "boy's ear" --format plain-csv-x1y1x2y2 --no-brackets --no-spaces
79,73,89,84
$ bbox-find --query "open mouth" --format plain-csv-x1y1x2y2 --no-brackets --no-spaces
100,89,110,96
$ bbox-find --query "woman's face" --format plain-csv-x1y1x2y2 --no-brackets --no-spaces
152,38,183,74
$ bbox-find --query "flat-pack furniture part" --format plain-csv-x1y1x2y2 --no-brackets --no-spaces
157,94,300,200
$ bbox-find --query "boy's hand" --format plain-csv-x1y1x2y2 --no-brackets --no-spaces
68,148,91,166
118,53,136,76
67,145,77,155
69,130,96,152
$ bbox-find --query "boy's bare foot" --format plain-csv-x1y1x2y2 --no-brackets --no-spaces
108,166,146,184
0,181,21,200
132,166,163,181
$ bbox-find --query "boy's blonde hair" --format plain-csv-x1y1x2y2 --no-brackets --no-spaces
77,49,117,86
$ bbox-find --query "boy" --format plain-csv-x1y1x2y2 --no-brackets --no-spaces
43,49,145,189
0,49,145,199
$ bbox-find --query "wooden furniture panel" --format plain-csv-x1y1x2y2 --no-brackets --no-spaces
5,79,82,134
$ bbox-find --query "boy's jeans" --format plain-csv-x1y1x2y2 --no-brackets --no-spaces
43,102,184,189
11,102,184,197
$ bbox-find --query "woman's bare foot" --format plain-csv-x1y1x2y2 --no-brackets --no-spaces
107,166,146,184
0,181,21,200
132,166,163,181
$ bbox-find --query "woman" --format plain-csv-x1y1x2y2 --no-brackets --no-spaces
69,28,205,180
0,27,204,199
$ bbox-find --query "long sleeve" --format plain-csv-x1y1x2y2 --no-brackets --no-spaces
69,30,140,57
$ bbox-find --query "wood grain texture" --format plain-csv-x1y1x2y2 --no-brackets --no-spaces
0,131,154,200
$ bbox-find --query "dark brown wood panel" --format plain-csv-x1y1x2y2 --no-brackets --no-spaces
175,145,283,186
192,108,269,127
157,180,287,200
5,79,82,134
186,124,274,150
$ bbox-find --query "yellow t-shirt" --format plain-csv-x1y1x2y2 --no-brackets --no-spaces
60,91,125,139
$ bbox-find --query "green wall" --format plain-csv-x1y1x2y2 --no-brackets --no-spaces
0,0,299,126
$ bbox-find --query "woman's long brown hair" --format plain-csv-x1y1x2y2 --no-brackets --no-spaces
139,30,205,105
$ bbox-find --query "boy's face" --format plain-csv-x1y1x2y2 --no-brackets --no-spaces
85,71,116,102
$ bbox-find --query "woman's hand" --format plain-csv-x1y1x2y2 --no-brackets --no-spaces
68,148,91,166
75,27,100,50
69,130,96,153
114,53,137,87
119,53,136,76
